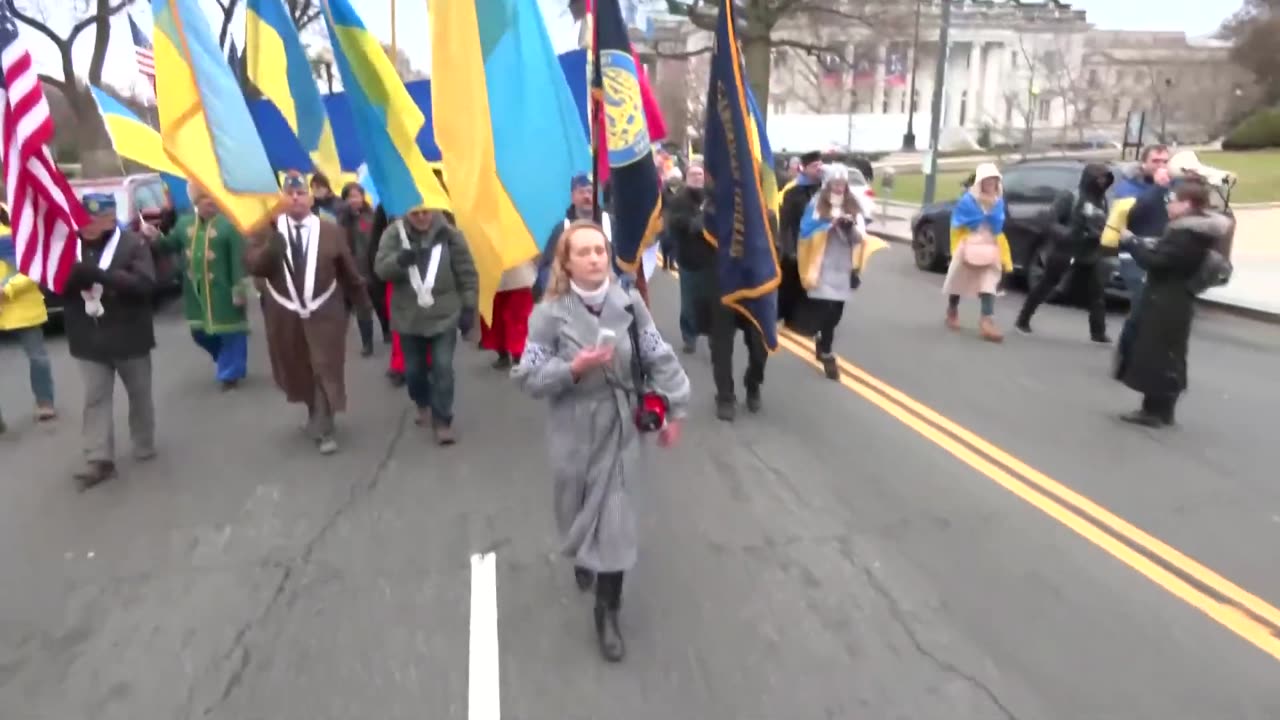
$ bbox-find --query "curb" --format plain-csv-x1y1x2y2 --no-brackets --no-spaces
869,230,911,245
1196,296,1280,325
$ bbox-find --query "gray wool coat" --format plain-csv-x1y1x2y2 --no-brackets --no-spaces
512,284,691,573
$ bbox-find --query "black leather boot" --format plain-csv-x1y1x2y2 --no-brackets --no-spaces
593,604,625,662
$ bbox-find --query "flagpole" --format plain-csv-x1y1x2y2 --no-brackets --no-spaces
390,0,398,64
589,3,601,224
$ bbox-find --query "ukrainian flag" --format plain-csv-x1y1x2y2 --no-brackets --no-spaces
246,0,342,181
152,0,279,233
701,0,781,352
88,85,181,177
320,0,449,217
745,86,779,216
431,0,590,322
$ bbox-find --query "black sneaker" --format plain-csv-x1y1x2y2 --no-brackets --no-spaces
1091,334,1112,345
715,399,736,422
1119,410,1163,428
745,385,762,413
1014,321,1032,335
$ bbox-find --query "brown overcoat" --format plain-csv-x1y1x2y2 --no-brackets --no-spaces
245,216,369,411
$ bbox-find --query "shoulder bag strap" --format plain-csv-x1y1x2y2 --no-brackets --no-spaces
625,304,646,398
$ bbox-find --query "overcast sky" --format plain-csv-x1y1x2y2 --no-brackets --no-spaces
25,0,1242,97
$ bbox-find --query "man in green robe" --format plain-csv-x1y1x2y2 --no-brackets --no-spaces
141,184,250,389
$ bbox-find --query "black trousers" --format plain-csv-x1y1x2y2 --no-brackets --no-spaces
596,571,624,609
1142,393,1177,421
1018,251,1107,339
812,300,845,356
710,302,766,402
369,280,391,339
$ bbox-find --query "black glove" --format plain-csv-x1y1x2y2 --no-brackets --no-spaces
849,270,862,290
71,261,105,286
396,248,417,268
457,307,476,336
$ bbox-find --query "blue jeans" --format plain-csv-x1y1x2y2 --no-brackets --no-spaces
1117,255,1146,358
400,330,458,425
15,326,54,406
191,330,248,383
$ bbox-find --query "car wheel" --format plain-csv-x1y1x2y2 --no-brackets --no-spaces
912,221,946,272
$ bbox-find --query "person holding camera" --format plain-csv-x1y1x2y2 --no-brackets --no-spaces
792,163,883,378
513,220,690,663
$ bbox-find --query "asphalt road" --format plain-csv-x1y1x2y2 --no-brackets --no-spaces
1,249,1279,720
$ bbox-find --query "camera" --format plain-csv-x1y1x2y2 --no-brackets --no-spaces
634,392,668,433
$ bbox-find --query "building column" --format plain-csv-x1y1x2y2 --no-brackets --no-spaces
917,51,934,127
947,42,964,128
982,42,1005,129
966,40,984,128
872,43,887,114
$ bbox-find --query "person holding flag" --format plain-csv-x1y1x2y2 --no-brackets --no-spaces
700,0,782,422
245,171,371,455
141,184,252,390
63,194,158,489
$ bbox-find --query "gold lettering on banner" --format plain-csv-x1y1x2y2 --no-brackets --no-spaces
713,80,747,259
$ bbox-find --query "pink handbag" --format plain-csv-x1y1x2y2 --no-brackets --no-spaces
961,228,999,268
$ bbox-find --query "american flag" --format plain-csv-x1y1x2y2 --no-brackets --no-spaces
128,14,155,94
1,2,90,293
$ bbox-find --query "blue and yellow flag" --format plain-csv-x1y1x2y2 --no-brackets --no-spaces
701,0,781,352
431,0,591,323
152,0,279,233
89,85,181,177
246,0,342,181
744,86,779,215
592,0,662,273
320,0,449,216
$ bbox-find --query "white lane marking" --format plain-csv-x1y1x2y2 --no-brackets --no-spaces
468,552,500,720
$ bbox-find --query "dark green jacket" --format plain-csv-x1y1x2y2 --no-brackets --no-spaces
157,212,250,334
374,213,478,337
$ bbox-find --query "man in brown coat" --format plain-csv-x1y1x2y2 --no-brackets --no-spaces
245,170,370,455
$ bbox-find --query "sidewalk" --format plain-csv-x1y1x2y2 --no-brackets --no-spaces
1199,207,1280,319
866,202,1280,322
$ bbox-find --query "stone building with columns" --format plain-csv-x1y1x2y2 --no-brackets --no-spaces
637,0,1250,152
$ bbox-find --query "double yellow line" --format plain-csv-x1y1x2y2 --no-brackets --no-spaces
773,326,1280,662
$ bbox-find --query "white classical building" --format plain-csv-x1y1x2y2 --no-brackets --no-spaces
639,0,1248,153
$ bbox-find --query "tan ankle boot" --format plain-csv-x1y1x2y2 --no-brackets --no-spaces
979,316,1004,343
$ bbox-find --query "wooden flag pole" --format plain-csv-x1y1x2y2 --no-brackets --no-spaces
390,0,398,62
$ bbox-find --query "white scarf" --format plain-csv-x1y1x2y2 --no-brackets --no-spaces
396,218,444,309
570,276,610,308
77,229,121,318
265,213,337,319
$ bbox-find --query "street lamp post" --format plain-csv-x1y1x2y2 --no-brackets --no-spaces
922,0,952,206
902,0,923,150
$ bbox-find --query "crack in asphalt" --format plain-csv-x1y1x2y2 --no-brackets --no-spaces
187,407,411,719
854,553,1019,720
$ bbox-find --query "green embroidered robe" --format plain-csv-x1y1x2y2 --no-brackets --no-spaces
159,212,250,334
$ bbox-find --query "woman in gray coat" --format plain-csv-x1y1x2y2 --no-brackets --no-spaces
513,220,690,662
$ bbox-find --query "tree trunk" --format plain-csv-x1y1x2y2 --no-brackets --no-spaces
87,0,113,85
66,83,123,177
742,35,771,128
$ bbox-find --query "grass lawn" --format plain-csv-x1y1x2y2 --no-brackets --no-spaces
876,170,969,206
1198,150,1280,205
876,149,1280,206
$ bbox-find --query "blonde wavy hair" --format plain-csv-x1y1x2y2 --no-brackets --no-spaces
543,219,609,300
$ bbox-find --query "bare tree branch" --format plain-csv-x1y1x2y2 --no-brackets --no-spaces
218,0,240,49
67,0,130,47
651,45,713,60
6,0,64,52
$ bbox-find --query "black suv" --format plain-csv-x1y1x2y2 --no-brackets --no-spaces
908,158,1235,301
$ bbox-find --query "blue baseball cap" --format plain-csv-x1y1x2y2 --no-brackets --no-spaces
81,192,117,215
570,173,591,191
